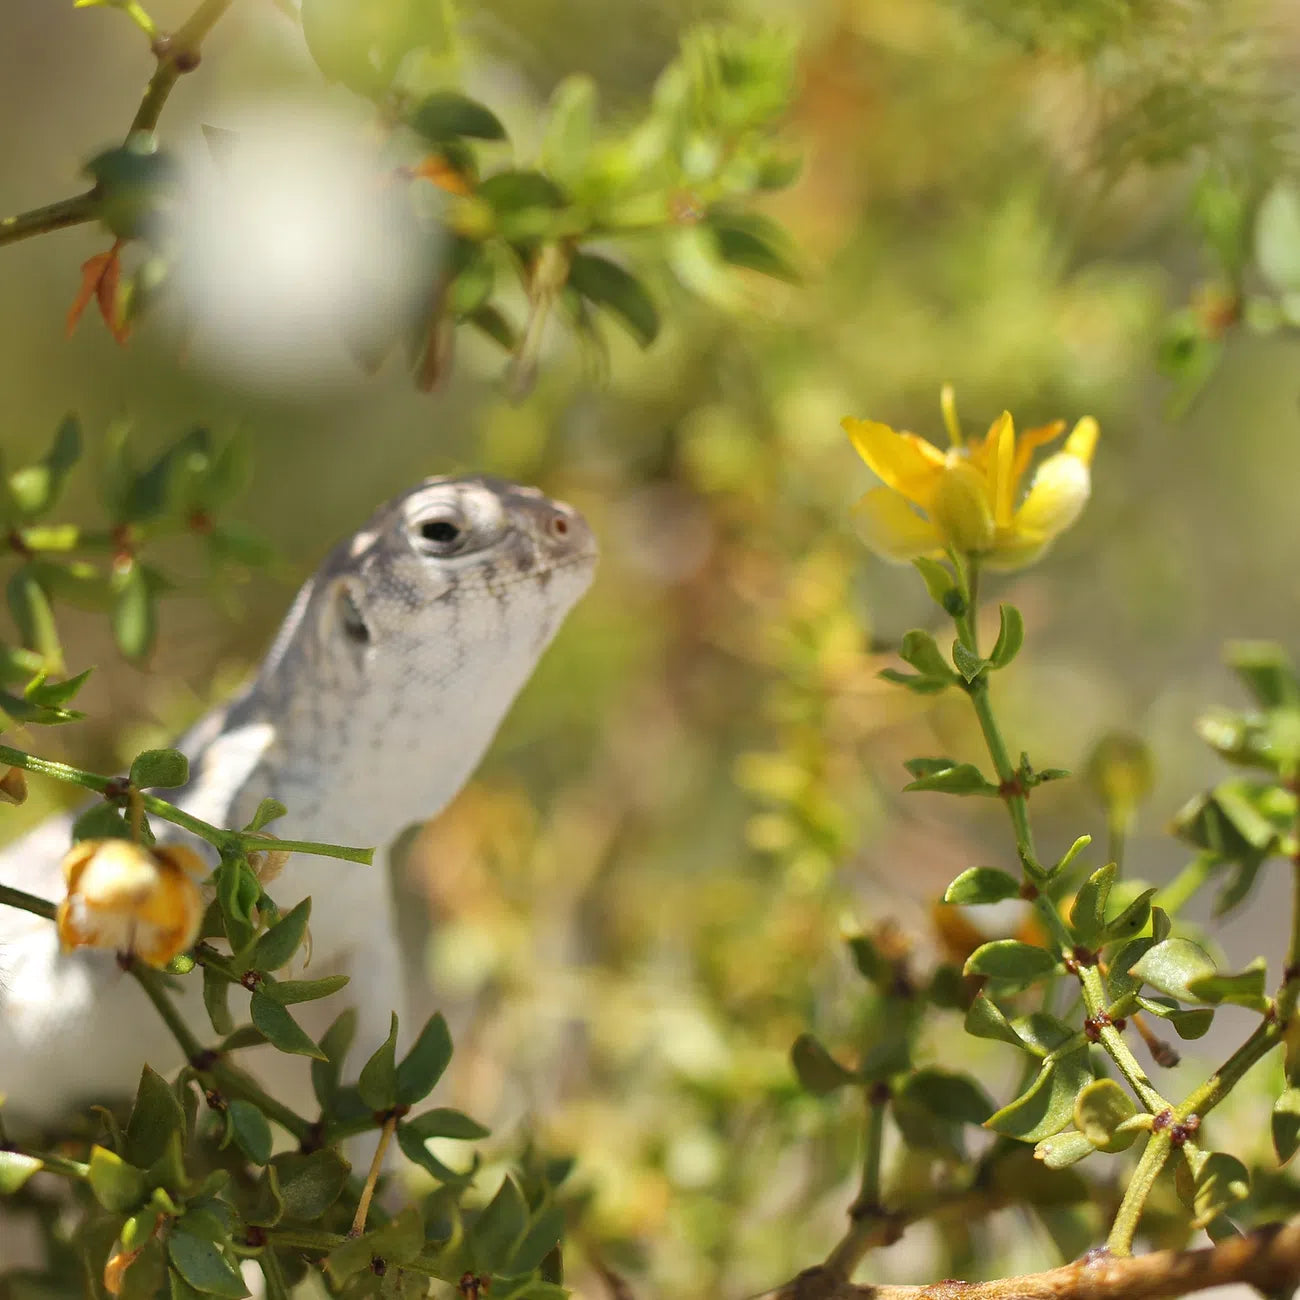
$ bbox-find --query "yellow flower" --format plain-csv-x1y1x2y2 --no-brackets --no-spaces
842,389,1099,569
56,839,208,968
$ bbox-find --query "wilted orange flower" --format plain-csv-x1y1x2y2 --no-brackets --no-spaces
56,839,208,968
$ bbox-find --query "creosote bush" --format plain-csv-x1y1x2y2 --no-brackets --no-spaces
7,2,1300,1300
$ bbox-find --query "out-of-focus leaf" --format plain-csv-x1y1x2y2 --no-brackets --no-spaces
567,253,660,346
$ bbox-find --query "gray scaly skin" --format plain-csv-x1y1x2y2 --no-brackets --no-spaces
0,475,597,1126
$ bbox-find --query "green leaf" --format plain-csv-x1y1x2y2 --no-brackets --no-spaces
847,933,885,984
1186,958,1268,1011
227,1100,272,1165
707,209,799,281
8,568,61,666
326,1207,426,1282
985,1047,1091,1142
1069,862,1115,948
251,899,312,972
1034,1130,1095,1171
1009,1011,1079,1058
898,629,953,679
250,992,326,1060
951,639,988,683
395,1011,454,1106
112,560,156,662
85,139,180,241
86,1145,147,1211
8,415,81,520
541,75,596,178
900,1069,993,1125
404,1107,490,1141
478,170,566,217
1104,887,1156,943
358,1012,400,1111
0,1150,44,1194
913,557,958,608
903,761,998,797
312,1008,357,1113
447,247,496,318
1256,184,1300,292
790,1032,855,1094
270,1149,351,1220
1073,1079,1138,1152
1129,938,1219,1004
259,975,350,1005
468,303,518,351
989,604,1025,669
1135,995,1214,1040
71,801,131,841
245,798,287,833
510,1201,567,1275
567,253,660,347
125,1065,185,1168
1274,1087,1300,1165
129,747,189,790
167,1231,249,1298
944,866,1022,905
470,1176,529,1273
964,994,1025,1049
1191,1151,1250,1230
216,856,260,952
395,1122,476,1184
878,667,952,695
408,92,506,143
964,940,1057,989
1227,640,1300,708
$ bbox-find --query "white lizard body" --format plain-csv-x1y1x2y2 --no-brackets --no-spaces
0,474,597,1127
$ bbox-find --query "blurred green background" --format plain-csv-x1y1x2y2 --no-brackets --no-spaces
5,0,1300,1293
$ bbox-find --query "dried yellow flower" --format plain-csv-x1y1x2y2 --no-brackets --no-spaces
56,838,208,968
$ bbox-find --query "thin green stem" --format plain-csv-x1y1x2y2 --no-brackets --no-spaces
4,1148,90,1180
0,882,56,921
0,0,235,249
131,962,205,1061
350,1115,397,1236
1107,1131,1171,1255
1078,966,1169,1113
825,1088,890,1279
129,0,235,134
0,741,372,864
1153,853,1217,917
0,192,100,248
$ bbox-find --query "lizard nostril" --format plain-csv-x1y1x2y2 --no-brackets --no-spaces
550,514,570,538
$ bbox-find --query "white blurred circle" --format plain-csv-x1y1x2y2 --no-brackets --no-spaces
172,96,440,392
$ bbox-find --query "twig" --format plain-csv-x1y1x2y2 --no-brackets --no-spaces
349,1114,397,1236
764,1216,1300,1300
0,0,236,249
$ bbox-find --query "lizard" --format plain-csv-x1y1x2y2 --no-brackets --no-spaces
0,473,597,1128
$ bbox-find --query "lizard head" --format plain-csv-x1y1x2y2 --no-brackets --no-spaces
322,473,597,674
249,474,597,839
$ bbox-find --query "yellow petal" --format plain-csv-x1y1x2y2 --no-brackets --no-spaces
842,418,947,505
850,487,944,562
1012,419,1067,481
989,411,1016,528
1014,450,1092,542
931,460,996,555
1064,415,1099,465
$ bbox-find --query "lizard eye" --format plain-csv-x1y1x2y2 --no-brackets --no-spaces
412,511,468,555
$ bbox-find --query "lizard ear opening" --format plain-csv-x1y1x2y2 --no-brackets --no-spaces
335,582,371,647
